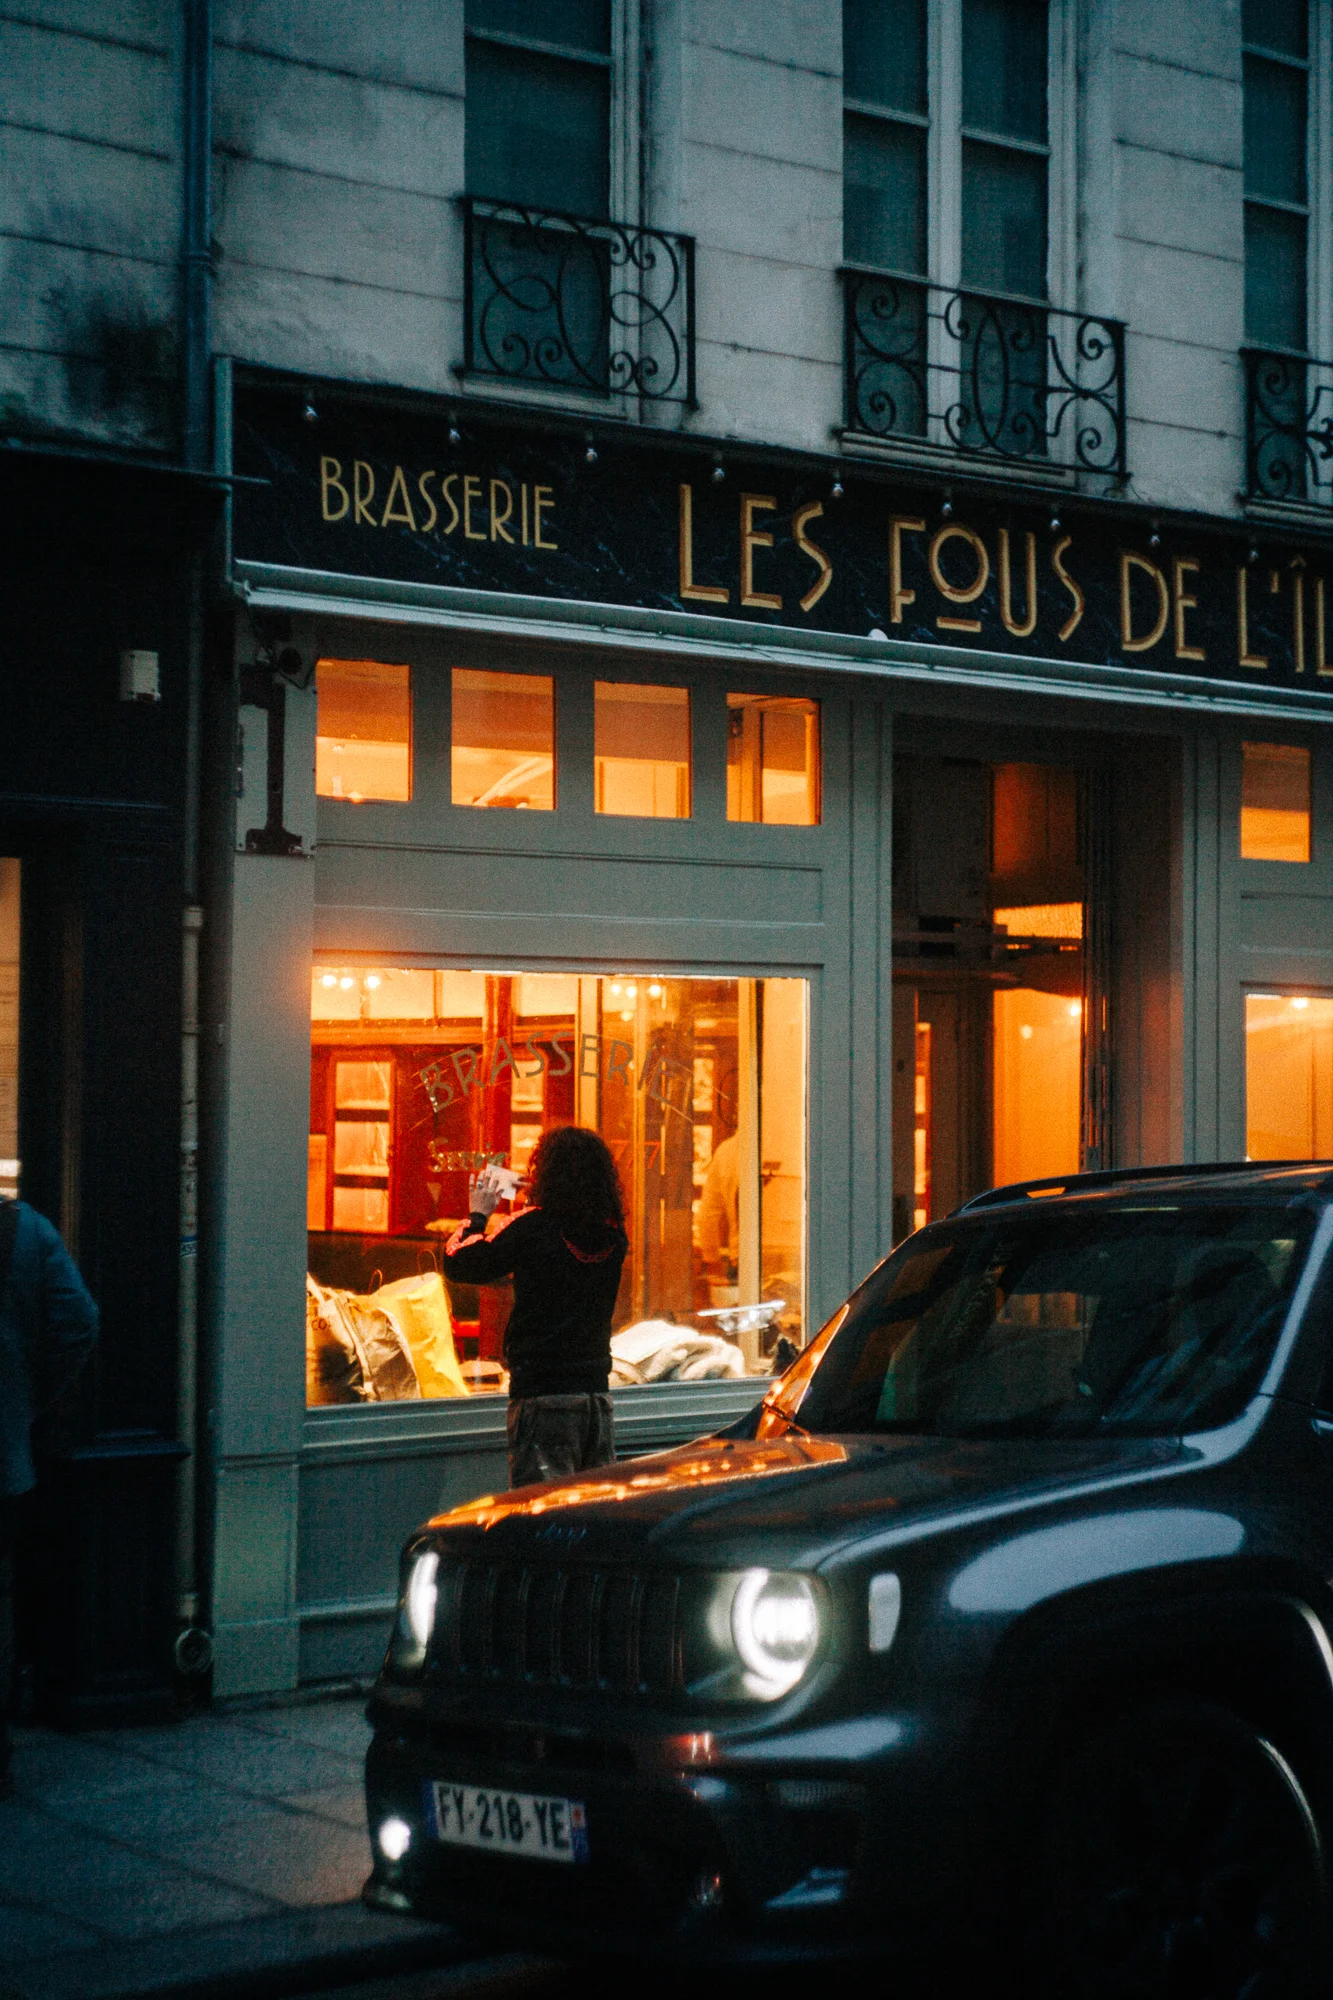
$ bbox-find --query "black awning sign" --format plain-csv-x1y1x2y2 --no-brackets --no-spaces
233,382,1332,689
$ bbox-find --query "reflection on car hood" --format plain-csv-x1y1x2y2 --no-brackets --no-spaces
428,1430,1185,1569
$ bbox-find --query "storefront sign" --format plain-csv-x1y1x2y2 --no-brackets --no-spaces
234,381,1333,688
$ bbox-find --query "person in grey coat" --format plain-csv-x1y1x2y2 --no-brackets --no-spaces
0,1197,98,1793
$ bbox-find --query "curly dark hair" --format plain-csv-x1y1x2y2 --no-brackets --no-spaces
527,1124,625,1241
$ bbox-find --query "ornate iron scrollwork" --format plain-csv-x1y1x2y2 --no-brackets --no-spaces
1243,348,1333,502
461,197,696,407
843,271,1126,477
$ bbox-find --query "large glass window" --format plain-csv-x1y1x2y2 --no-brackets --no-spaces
1241,741,1311,862
1246,992,1333,1158
594,682,691,818
307,966,808,1403
727,695,821,824
0,859,18,1200
315,659,412,803
1243,0,1308,352
451,668,555,810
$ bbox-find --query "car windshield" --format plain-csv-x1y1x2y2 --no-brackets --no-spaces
778,1203,1315,1440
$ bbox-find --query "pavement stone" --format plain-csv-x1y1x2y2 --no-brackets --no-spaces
0,1692,457,2000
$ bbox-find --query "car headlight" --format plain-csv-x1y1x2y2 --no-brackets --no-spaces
730,1569,820,1698
390,1549,439,1670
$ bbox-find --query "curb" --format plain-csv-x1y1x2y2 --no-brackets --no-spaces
0,1900,480,2000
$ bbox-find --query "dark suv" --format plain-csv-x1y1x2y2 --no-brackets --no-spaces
364,1165,1333,1992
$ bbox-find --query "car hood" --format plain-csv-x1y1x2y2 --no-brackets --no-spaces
428,1429,1186,1570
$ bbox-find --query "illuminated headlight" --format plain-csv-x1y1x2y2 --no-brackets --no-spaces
730,1569,821,1698
390,1549,438,1670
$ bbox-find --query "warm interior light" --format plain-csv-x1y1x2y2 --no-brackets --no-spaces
365,974,382,990
316,658,412,802
1246,992,1333,1158
1067,1000,1081,1018
727,695,821,824
451,668,555,810
320,973,337,988
648,982,663,999
595,681,691,819
339,976,355,990
1293,996,1310,1010
1241,742,1311,863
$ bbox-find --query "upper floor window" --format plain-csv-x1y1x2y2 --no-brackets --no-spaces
1243,0,1308,353
843,0,1049,300
464,0,612,218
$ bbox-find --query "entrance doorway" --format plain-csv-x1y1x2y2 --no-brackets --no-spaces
892,755,1104,1239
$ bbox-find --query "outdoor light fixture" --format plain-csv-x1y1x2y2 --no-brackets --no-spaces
730,1569,820,1697
831,476,845,500
377,1817,412,1862
711,456,726,484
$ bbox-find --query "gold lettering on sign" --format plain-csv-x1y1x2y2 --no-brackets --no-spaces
793,502,833,612
381,464,416,530
1052,535,1084,641
678,483,729,603
440,474,460,536
462,476,485,541
740,494,782,609
416,470,438,535
1172,557,1205,662
533,484,557,550
520,484,530,546
997,528,1037,637
1236,565,1268,670
1119,550,1169,652
490,479,515,543
929,523,989,633
1291,558,1307,672
353,461,377,527
889,516,926,623
320,457,349,522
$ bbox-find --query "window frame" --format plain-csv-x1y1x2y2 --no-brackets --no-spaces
841,0,1074,311
1242,7,1312,356
463,1,639,230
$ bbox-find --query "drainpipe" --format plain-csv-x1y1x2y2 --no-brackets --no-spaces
176,0,214,1667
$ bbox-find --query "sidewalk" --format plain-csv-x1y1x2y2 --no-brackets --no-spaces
0,1690,465,2000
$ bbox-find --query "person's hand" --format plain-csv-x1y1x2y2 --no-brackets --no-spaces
468,1164,505,1217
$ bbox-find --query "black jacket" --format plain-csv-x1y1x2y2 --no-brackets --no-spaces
443,1207,628,1399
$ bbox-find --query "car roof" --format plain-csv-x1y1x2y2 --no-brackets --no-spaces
953,1161,1333,1216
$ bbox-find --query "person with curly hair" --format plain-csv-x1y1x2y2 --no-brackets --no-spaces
442,1125,628,1487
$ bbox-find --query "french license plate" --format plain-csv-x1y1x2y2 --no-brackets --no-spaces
424,1779,589,1864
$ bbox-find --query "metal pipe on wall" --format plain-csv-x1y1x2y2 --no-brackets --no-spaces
177,0,214,1661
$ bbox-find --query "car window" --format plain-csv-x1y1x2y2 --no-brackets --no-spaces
777,1205,1313,1440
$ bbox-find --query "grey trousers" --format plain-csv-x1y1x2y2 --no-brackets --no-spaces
507,1393,615,1488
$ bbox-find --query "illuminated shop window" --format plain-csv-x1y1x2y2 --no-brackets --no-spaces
452,668,555,809
315,658,412,802
595,682,691,818
993,991,1083,1185
0,858,18,1200
306,965,808,1403
1241,742,1311,862
1246,992,1333,1158
727,695,821,824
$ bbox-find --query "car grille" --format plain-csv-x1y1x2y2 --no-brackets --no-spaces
428,1561,683,1697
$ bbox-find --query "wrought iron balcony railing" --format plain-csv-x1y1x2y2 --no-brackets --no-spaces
461,196,696,408
842,271,1127,478
1243,348,1333,503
